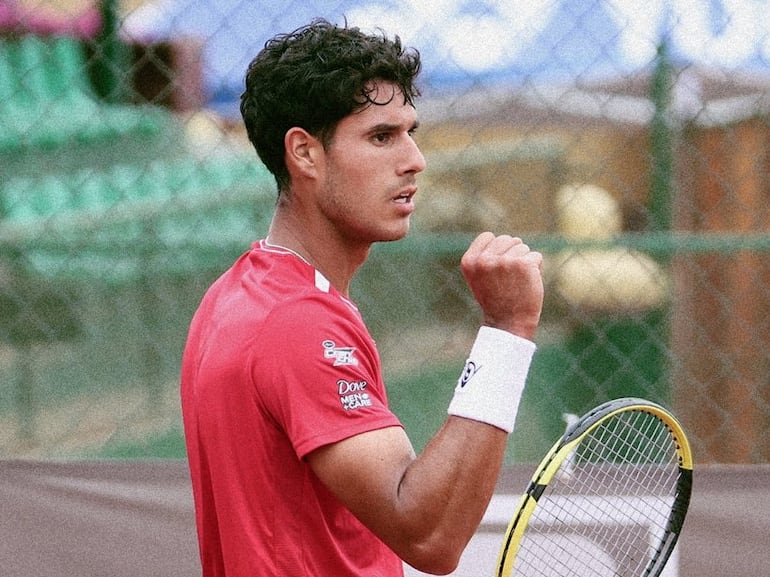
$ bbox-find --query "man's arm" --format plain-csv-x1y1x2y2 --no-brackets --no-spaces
307,419,506,574
307,233,544,575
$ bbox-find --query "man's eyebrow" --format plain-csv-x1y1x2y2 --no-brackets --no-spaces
367,120,420,133
367,123,400,134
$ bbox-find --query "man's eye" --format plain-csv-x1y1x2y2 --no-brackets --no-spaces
373,132,392,143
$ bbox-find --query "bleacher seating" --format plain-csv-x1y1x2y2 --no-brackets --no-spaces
0,33,276,282
0,154,276,281
2,156,273,222
0,34,171,152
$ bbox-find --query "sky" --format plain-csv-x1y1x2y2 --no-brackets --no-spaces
123,0,770,111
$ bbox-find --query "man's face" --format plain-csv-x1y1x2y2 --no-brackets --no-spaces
315,82,426,246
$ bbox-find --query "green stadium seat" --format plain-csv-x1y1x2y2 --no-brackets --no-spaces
0,34,177,156
2,155,273,224
0,148,277,282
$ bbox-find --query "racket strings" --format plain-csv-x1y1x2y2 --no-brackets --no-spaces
512,410,683,576
580,413,679,495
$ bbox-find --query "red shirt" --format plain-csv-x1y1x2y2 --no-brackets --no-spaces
181,240,404,576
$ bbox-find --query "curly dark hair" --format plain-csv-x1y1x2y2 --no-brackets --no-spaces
240,19,422,192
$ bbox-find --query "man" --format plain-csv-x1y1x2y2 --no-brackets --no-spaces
181,19,544,576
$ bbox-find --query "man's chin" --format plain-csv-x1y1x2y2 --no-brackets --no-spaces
378,225,411,243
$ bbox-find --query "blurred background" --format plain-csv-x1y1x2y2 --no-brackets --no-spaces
1,0,769,468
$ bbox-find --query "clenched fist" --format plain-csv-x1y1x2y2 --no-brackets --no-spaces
461,232,544,341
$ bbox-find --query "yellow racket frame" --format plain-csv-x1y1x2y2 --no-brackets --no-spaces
495,397,693,577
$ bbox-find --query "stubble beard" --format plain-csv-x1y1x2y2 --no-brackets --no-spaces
321,169,412,246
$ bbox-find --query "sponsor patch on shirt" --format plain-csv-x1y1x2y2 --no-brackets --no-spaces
322,340,358,366
337,379,372,411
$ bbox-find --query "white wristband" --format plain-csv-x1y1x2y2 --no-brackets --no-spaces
447,326,536,433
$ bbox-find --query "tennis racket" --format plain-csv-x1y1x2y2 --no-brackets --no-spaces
495,397,693,577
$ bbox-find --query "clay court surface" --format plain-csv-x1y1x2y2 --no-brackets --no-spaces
1,461,767,576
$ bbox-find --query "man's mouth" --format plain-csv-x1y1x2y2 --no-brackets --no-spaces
393,188,416,204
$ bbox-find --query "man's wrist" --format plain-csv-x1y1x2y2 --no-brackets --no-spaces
447,326,536,433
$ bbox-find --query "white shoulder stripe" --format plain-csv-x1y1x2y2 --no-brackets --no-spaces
315,270,331,293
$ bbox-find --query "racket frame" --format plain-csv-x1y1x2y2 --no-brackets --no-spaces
495,397,693,577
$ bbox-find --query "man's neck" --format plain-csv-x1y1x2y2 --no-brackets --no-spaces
267,208,370,297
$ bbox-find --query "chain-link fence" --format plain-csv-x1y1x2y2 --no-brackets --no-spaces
1,0,769,465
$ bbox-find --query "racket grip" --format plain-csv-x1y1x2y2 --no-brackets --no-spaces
447,326,536,433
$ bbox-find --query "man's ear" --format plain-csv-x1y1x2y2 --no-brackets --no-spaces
285,127,323,178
